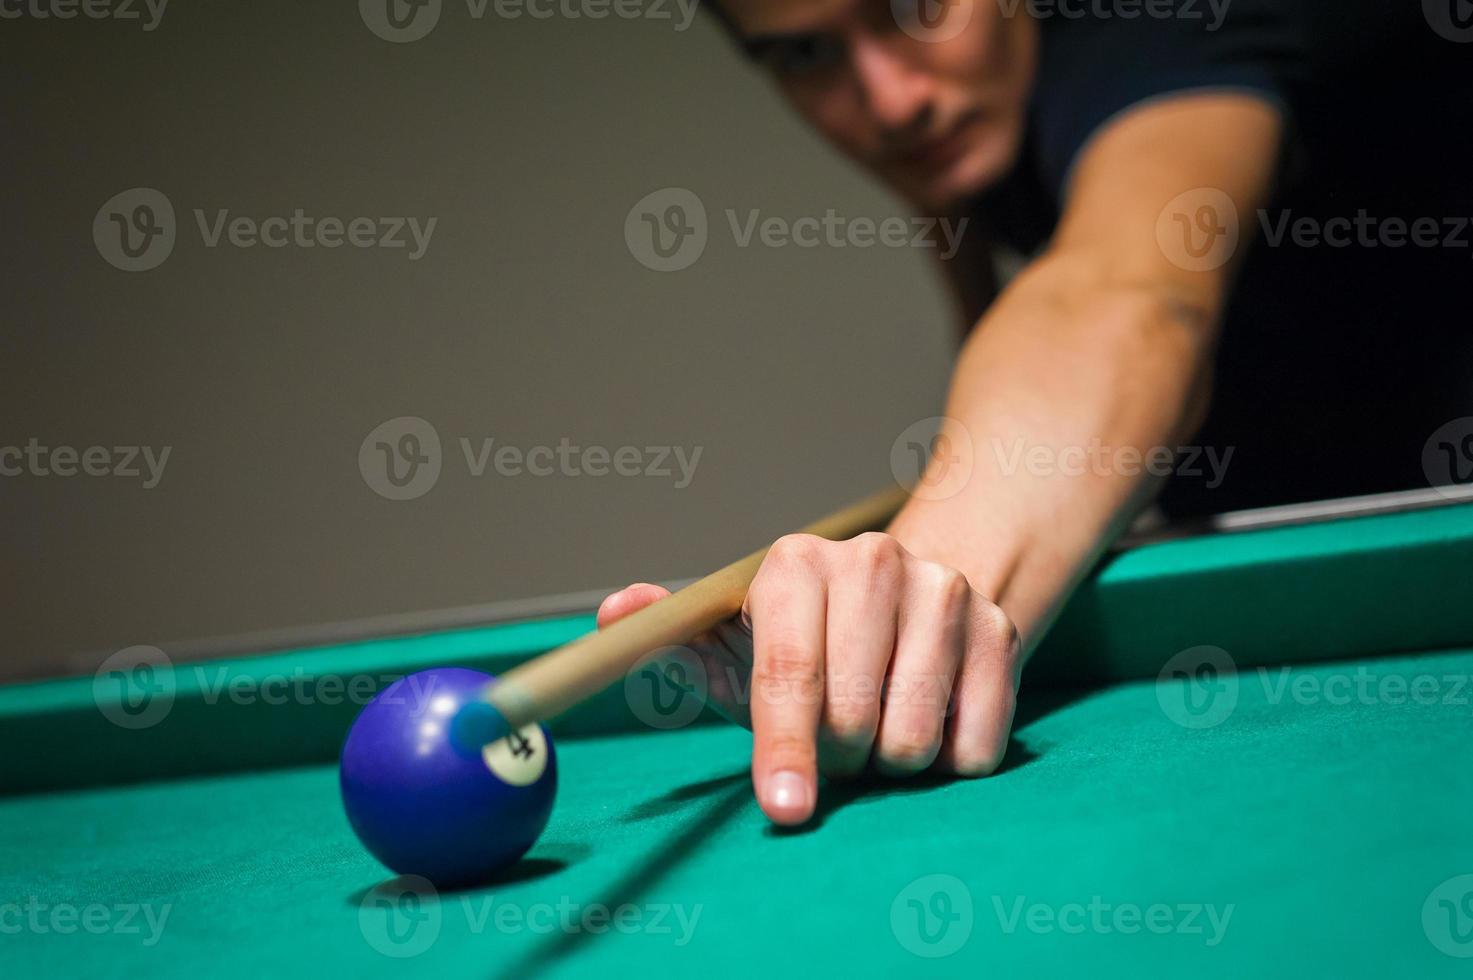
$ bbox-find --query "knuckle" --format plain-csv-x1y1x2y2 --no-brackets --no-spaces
949,737,1008,777
853,533,903,590
949,689,1016,777
823,699,880,747
753,639,822,686
922,563,972,616
976,602,1021,654
767,533,823,568
852,530,897,565
759,732,818,766
877,724,943,772
940,566,972,599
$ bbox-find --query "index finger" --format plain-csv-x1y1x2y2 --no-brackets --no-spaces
746,545,827,825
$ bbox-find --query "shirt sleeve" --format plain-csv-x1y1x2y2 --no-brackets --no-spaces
1028,3,1299,196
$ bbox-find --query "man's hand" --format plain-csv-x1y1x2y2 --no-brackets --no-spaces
598,531,1022,826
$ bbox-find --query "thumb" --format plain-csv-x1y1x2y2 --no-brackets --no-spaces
596,582,672,629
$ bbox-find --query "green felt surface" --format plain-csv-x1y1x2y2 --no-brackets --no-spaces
5,501,1471,795
1032,501,1473,682
6,648,1471,978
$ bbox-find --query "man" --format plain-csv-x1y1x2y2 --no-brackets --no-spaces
601,0,1473,825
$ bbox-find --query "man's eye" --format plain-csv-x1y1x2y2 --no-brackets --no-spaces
762,37,846,78
888,0,951,32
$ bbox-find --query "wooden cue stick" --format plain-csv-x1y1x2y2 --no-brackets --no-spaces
484,485,910,731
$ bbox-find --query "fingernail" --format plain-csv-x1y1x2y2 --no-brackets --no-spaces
768,770,812,815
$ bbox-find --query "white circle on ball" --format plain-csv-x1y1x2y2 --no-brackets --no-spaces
482,724,548,786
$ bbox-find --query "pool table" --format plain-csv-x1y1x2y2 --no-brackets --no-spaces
4,489,1473,978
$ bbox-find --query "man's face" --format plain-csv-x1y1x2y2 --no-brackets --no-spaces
722,0,1037,212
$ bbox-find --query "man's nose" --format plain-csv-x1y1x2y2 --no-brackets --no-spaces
849,36,932,131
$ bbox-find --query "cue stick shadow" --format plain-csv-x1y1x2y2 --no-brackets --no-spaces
391,685,1090,976
619,769,749,822
489,779,753,980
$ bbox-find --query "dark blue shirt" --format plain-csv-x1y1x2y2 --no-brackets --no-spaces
975,1,1473,515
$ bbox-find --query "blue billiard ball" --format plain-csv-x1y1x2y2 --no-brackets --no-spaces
340,667,557,886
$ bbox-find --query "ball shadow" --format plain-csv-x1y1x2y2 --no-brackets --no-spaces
492,782,751,980
344,854,574,906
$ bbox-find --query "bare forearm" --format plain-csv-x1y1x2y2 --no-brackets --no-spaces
887,251,1216,650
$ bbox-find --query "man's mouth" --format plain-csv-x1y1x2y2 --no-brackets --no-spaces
899,110,986,170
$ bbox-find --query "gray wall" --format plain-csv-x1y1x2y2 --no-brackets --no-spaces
2,0,955,681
